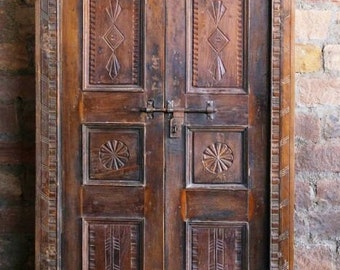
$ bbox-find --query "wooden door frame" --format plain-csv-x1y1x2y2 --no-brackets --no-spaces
35,0,295,269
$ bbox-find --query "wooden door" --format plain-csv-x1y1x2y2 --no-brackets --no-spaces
36,0,295,269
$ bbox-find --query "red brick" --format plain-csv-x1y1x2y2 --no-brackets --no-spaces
324,45,340,72
295,44,322,73
295,245,335,270
295,10,331,41
295,179,312,210
324,112,340,139
302,0,340,4
309,210,340,240
317,179,340,205
294,214,310,242
295,112,320,142
296,144,340,172
297,76,340,106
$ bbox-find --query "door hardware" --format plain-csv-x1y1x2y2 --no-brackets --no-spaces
140,99,216,119
140,99,216,137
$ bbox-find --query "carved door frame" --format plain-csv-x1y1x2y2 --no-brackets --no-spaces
35,0,295,269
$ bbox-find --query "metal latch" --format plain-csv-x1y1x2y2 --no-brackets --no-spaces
139,99,216,137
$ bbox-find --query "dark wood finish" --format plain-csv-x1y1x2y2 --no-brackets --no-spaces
36,0,295,269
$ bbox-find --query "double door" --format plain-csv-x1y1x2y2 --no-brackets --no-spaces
61,0,270,268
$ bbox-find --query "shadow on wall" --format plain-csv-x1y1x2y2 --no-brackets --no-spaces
0,0,35,269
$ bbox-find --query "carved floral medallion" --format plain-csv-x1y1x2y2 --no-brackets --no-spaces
99,140,130,170
202,142,234,174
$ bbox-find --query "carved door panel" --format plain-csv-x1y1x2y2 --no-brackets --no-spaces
60,0,270,269
164,0,270,269
62,0,165,268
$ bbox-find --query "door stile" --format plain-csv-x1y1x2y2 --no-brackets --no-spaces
164,0,187,268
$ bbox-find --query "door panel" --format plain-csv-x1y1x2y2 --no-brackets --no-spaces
165,0,269,269
187,0,246,92
83,0,143,88
61,0,269,269
62,0,166,269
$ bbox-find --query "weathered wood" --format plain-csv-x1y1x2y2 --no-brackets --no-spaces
36,0,294,268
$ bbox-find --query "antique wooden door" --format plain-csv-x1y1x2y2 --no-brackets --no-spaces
36,0,295,269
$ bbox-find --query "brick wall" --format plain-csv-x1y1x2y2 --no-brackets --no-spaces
0,0,35,269
295,0,340,269
0,0,339,269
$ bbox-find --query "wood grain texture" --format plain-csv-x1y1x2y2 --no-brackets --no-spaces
190,0,245,93
35,0,294,268
84,0,143,89
35,0,60,268
188,222,247,270
271,0,295,269
83,220,142,270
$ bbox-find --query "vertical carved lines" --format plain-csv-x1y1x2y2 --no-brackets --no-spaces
105,225,121,270
37,0,59,268
89,226,96,270
86,222,140,270
234,228,242,270
89,0,96,84
113,229,121,270
103,0,124,80
132,0,140,85
192,0,199,87
215,229,225,270
190,224,246,270
208,228,216,270
271,0,281,268
105,226,112,270
191,228,199,270
210,228,227,270
130,225,138,270
236,0,243,86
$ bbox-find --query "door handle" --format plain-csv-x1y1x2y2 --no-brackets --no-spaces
139,99,216,137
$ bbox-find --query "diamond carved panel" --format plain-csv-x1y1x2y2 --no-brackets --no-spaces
189,0,246,92
82,124,144,185
84,0,143,89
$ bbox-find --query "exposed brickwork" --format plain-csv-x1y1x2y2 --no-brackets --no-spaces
0,0,35,269
295,44,322,73
324,45,340,71
295,0,340,269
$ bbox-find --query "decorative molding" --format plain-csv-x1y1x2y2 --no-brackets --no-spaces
271,0,294,269
36,0,294,268
36,0,60,268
